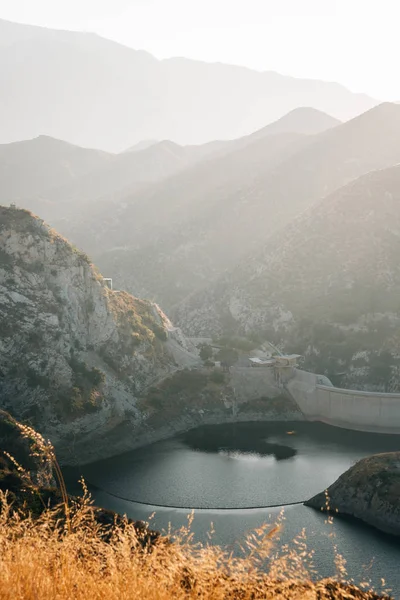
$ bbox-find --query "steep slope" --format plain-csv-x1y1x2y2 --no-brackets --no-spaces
64,103,400,311
176,164,400,388
0,206,200,464
0,135,112,203
0,19,375,150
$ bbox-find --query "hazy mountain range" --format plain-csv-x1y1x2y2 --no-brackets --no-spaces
0,18,376,151
2,20,400,389
0,105,339,231
176,162,400,335
4,137,218,222
49,102,400,314
44,106,338,302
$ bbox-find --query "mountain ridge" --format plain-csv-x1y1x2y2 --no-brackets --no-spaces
0,18,377,150
0,135,113,204
8,106,337,230
60,103,400,312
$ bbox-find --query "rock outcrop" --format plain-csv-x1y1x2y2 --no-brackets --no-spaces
305,452,400,536
0,206,200,463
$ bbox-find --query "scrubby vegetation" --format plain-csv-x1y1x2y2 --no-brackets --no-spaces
214,335,259,352
51,358,105,418
140,368,227,420
209,370,226,385
238,395,300,415
198,343,214,363
0,206,41,233
109,292,168,349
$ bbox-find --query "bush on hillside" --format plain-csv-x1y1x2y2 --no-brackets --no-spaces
209,370,225,384
198,344,213,362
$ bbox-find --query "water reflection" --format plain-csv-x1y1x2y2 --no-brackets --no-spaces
82,422,400,510
180,423,297,459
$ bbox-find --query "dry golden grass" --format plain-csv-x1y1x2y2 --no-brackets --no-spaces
0,491,392,600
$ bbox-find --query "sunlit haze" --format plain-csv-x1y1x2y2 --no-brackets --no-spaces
1,0,399,99
3,0,400,597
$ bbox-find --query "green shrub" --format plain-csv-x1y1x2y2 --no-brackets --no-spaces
86,367,105,387
70,245,91,263
151,323,168,341
204,360,215,367
70,387,85,414
26,369,50,390
61,384,104,418
216,347,239,366
199,344,213,362
214,336,257,352
209,370,225,384
68,357,105,395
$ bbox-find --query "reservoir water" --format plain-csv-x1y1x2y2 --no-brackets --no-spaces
78,422,400,595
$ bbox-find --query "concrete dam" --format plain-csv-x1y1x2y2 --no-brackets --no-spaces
287,369,400,434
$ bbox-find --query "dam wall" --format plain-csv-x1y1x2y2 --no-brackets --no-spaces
287,369,400,433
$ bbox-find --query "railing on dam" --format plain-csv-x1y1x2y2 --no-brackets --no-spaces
287,370,400,434
316,384,400,399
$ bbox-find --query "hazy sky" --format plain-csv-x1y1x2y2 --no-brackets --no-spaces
0,0,398,99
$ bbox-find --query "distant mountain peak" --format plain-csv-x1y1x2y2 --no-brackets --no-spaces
262,106,340,133
125,140,159,153
351,101,400,122
237,106,340,147
0,134,111,155
283,106,339,118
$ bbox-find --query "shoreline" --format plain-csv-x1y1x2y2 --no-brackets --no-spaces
58,408,304,466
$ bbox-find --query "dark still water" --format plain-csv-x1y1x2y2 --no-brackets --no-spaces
77,422,400,595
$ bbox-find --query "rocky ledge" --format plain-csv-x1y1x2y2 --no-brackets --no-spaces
305,452,400,536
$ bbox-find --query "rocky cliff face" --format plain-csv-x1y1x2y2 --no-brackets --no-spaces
0,206,200,463
305,453,400,536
